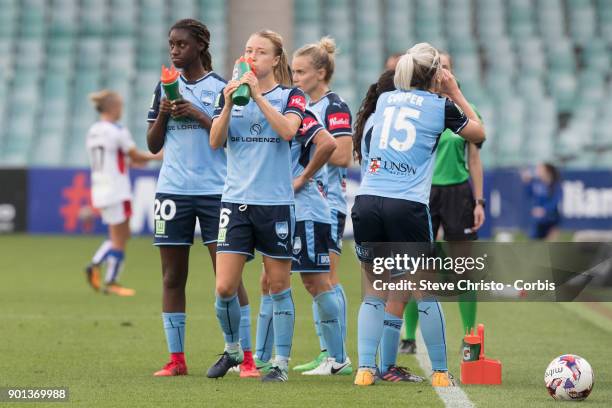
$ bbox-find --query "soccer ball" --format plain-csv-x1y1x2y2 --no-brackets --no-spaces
544,354,594,401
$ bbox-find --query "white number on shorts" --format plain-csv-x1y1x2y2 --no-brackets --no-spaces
154,199,177,221
379,106,421,151
219,208,232,228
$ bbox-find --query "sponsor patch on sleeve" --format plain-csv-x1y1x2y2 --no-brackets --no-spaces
287,95,306,111
327,112,351,131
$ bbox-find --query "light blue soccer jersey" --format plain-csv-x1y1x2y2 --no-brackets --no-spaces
359,114,375,179
308,91,352,214
292,110,331,223
148,72,227,195
213,85,306,205
358,89,468,204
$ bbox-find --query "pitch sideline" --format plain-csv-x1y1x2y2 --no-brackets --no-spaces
415,329,475,408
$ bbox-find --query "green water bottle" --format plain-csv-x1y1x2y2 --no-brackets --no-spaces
231,57,252,106
160,65,182,101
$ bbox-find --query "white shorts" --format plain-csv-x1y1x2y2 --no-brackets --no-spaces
99,200,132,225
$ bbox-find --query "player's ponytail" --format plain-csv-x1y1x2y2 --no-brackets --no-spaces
394,42,440,91
255,30,292,87
170,19,213,72
89,89,120,113
353,70,396,163
294,36,337,83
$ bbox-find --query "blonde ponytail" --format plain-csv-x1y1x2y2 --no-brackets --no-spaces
394,42,440,91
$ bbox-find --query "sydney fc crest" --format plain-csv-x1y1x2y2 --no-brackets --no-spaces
275,221,289,240
201,90,215,106
293,236,302,255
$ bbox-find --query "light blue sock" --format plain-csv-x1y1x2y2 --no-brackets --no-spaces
239,304,252,351
255,295,274,362
418,299,448,371
312,299,326,351
162,312,186,353
380,311,402,373
271,288,295,360
215,293,241,344
314,290,345,363
334,284,348,343
357,295,385,368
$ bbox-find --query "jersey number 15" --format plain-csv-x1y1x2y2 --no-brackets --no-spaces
379,106,421,152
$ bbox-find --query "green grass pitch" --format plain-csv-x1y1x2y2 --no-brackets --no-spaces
1,235,611,407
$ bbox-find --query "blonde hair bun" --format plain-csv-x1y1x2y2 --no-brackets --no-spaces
318,36,336,55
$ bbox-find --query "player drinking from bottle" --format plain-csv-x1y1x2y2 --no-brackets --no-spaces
252,41,352,375
147,19,253,377
290,37,353,373
85,90,159,296
352,43,485,387
206,30,306,383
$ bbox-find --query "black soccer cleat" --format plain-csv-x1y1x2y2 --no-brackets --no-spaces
378,365,424,382
206,351,243,379
261,366,288,382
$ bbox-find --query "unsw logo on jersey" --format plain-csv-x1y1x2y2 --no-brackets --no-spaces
369,157,382,174
288,95,307,111
328,112,350,131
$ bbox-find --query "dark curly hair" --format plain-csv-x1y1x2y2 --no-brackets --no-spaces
353,70,396,163
169,19,213,71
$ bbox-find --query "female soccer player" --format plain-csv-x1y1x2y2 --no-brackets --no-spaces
352,43,485,387
353,70,396,179
206,30,306,383
85,90,158,296
353,70,422,382
290,37,353,373
522,162,562,240
400,51,486,355
147,19,253,378
253,44,351,375
253,115,346,375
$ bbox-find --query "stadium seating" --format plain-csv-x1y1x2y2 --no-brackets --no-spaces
0,0,609,168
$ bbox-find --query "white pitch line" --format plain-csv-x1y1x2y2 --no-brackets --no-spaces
415,328,475,408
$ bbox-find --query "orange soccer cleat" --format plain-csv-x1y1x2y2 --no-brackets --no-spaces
354,368,376,386
432,371,455,387
85,264,101,292
104,283,135,297
154,360,188,377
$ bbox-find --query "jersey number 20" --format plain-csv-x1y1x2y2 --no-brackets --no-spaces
379,106,421,151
